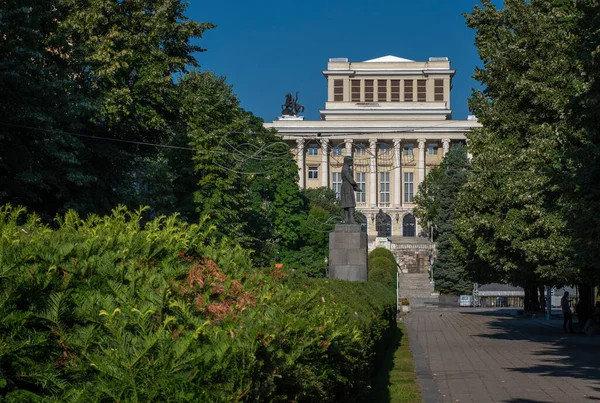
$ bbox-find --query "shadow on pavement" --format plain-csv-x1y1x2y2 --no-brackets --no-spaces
463,310,600,385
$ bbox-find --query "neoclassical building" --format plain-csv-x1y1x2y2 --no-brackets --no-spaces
265,55,480,256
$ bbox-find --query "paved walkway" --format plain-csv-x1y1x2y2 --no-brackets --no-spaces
405,308,600,403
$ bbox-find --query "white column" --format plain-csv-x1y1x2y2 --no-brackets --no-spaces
417,138,426,190
296,138,305,189
344,138,353,157
321,138,329,188
369,138,377,208
442,138,450,157
393,139,402,208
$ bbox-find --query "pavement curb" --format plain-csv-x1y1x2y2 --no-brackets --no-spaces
406,321,441,403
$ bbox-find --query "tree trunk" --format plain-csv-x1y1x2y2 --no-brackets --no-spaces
524,285,542,312
538,285,545,314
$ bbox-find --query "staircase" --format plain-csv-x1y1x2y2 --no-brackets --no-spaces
398,273,438,307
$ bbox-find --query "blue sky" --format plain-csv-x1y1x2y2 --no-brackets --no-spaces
186,0,487,122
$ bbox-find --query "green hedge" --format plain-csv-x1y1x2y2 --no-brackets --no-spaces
0,205,395,402
368,248,397,289
368,247,396,265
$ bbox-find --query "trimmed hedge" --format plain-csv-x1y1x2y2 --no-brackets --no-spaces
0,205,395,402
368,248,397,288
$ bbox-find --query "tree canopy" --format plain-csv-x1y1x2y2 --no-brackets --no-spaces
457,0,600,309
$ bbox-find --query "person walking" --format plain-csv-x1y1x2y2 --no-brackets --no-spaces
561,291,574,333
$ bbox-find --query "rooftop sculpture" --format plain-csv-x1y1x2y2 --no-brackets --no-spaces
281,92,304,116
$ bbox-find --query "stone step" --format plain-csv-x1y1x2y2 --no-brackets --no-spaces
398,273,432,298
407,296,439,307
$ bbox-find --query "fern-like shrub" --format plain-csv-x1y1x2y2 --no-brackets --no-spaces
0,205,396,402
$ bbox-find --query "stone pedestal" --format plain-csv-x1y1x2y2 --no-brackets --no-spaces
328,224,368,281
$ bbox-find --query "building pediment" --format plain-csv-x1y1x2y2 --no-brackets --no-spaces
363,55,415,63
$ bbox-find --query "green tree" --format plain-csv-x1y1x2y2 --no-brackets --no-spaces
0,0,214,218
563,2,600,290
278,187,342,277
0,0,94,217
416,145,471,294
458,0,586,309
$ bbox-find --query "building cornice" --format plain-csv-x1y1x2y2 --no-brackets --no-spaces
264,120,481,137
322,69,456,77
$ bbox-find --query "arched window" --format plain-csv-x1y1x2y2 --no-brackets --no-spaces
403,214,416,237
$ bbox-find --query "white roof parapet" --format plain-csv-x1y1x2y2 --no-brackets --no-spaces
329,57,348,62
429,57,449,62
363,55,415,63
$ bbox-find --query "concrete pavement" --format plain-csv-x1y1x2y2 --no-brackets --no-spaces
404,308,600,403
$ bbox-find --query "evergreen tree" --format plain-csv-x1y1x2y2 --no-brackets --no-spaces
415,145,471,294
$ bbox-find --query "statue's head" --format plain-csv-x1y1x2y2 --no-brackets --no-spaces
285,92,292,100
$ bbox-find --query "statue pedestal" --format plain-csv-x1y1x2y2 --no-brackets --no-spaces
328,224,368,282
276,115,304,121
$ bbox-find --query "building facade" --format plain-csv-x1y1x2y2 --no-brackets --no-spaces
265,55,480,255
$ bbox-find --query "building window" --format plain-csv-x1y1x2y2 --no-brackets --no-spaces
356,172,366,203
417,79,427,102
308,167,319,179
355,144,366,156
379,143,390,156
377,79,387,102
404,80,413,102
351,79,361,102
332,172,342,199
364,79,374,102
403,143,414,157
307,144,318,156
379,172,390,204
428,143,438,155
391,80,400,102
332,144,343,156
404,172,414,203
403,214,416,237
434,79,444,101
334,79,344,102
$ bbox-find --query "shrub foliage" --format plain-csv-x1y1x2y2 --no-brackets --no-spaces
368,248,397,289
0,205,395,402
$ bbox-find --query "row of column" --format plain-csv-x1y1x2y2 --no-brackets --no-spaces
296,137,452,205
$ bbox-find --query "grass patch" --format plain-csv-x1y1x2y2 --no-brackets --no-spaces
370,322,422,402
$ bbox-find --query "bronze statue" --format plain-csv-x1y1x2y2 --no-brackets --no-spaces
281,92,304,116
341,156,359,224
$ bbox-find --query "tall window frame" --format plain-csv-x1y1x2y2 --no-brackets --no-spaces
351,80,360,102
332,144,343,157
334,79,344,102
417,79,427,102
379,172,390,205
428,143,438,156
391,80,400,101
379,143,390,156
356,172,366,203
377,79,387,102
332,172,342,199
404,172,414,203
307,144,319,156
434,79,444,101
404,80,413,102
364,79,374,102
